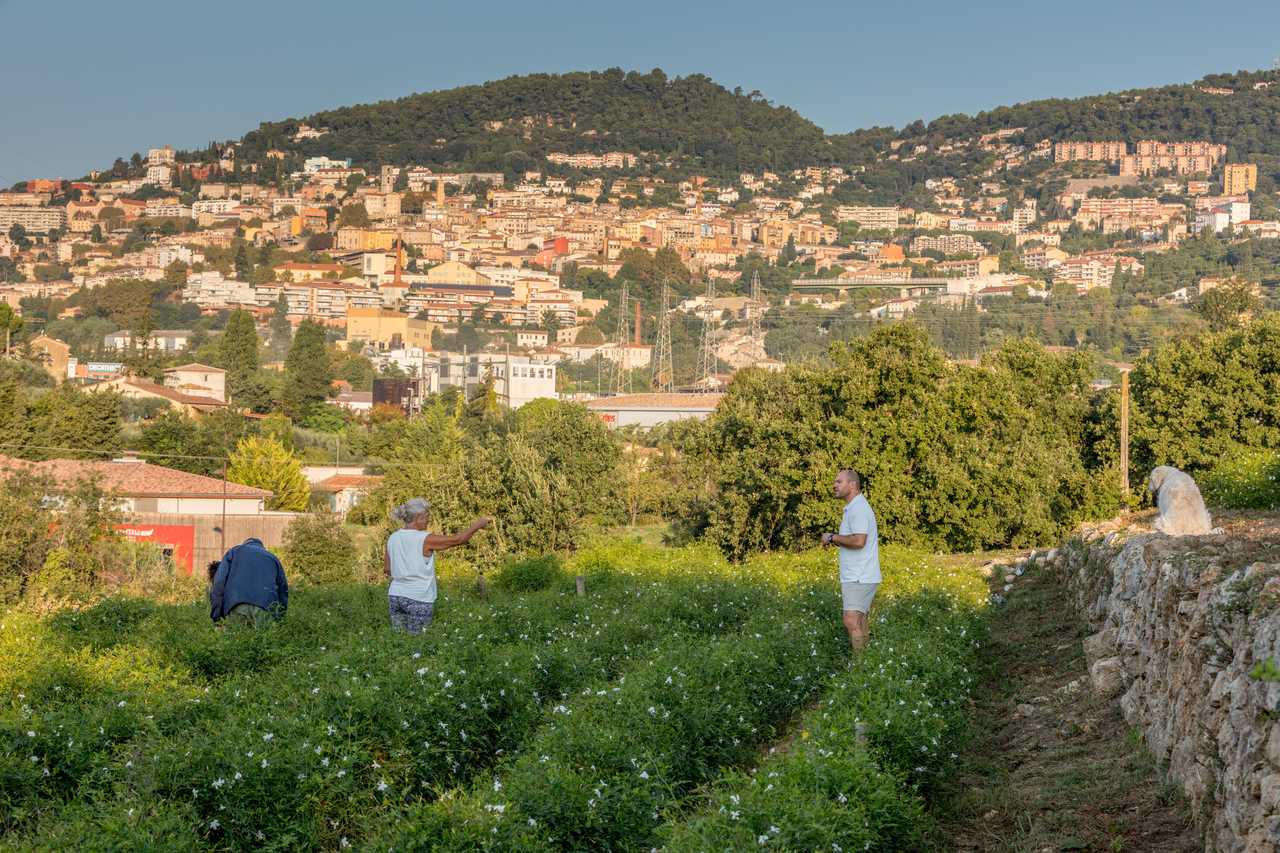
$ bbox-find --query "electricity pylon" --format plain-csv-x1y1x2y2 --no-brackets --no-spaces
651,281,674,392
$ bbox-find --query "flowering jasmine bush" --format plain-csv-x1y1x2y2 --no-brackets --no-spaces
2,541,987,850
660,591,986,851
374,592,845,850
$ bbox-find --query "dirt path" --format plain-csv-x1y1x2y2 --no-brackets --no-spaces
933,555,1202,852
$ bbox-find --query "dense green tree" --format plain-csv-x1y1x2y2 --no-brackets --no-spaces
135,409,255,477
0,304,23,355
227,435,310,511
281,513,357,584
1124,313,1280,476
233,244,253,281
676,325,1118,557
218,309,271,410
269,294,293,357
1195,278,1262,331
6,386,123,460
337,203,370,228
282,320,333,419
8,224,31,250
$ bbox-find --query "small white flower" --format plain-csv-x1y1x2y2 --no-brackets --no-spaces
260,759,269,769
377,779,389,792
639,770,649,780
263,733,273,742
212,778,226,789
26,731,34,738
209,819,220,830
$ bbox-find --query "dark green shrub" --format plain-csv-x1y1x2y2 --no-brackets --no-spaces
493,553,564,592
1201,447,1280,510
281,512,357,585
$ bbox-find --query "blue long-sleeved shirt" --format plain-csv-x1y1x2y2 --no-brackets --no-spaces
209,538,289,622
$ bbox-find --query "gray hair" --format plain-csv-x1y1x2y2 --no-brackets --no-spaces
392,497,431,525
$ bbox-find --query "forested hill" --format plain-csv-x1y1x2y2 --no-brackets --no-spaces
912,68,1280,157
236,69,839,177
227,66,1280,179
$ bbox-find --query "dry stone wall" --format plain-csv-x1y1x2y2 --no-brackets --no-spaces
1057,522,1280,852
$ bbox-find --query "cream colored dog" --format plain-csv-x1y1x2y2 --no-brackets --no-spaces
1147,466,1215,536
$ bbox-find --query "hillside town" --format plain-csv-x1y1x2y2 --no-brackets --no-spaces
4,15,1280,843
3,129,1272,417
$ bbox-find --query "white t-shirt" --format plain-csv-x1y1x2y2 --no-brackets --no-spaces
838,493,880,584
386,528,437,603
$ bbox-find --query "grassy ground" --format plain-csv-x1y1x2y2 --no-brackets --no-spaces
933,554,1201,852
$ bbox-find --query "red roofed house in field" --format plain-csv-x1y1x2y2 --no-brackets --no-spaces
0,455,272,515
0,455,292,573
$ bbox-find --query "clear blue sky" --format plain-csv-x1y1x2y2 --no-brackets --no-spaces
3,0,1280,187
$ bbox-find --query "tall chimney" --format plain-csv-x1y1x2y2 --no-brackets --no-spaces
436,178,445,206
633,299,641,345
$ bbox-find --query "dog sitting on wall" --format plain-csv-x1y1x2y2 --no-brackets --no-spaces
1147,466,1215,536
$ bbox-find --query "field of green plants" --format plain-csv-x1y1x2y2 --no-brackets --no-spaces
0,541,987,851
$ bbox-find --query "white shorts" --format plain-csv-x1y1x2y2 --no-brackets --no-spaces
841,582,879,613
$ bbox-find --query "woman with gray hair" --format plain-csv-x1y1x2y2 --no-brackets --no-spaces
384,498,491,633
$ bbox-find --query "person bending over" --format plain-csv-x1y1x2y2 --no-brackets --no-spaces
209,537,289,628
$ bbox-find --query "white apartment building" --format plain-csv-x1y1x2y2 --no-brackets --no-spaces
436,352,559,408
909,234,985,256
145,165,173,186
182,271,255,309
835,206,901,230
192,199,241,215
304,156,353,173
147,146,176,166
0,206,67,234
144,202,191,218
103,329,193,352
254,281,382,320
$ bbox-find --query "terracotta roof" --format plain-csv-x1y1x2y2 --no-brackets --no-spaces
0,455,271,499
312,474,383,492
118,379,226,409
585,393,724,411
165,363,224,374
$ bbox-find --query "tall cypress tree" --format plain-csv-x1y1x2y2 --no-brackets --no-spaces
219,309,260,407
269,294,292,358
282,320,332,420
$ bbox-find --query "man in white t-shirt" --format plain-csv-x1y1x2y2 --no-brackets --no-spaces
821,469,880,650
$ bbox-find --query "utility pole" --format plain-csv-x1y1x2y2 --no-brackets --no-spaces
695,278,716,390
1119,368,1130,496
652,281,674,392
611,281,631,395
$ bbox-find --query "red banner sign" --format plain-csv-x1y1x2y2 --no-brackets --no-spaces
115,523,196,573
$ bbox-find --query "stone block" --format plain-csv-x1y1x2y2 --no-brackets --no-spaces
1083,628,1117,666
1090,656,1127,696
